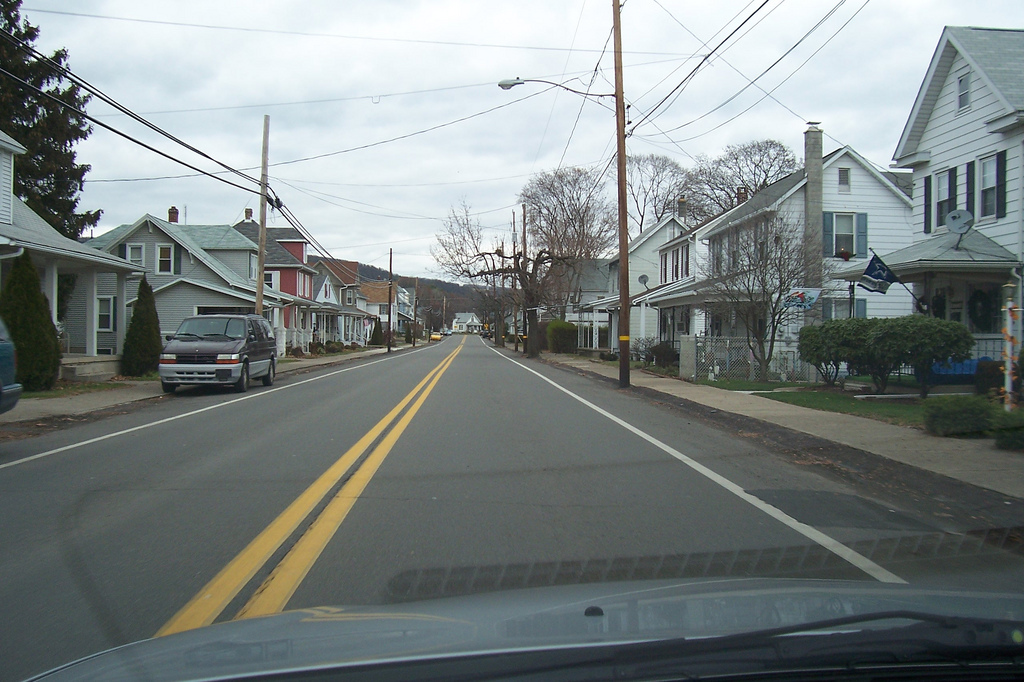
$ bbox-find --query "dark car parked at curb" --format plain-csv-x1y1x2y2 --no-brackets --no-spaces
158,314,276,394
0,316,21,414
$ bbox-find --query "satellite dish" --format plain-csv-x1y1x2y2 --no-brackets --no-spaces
638,274,649,287
946,209,974,235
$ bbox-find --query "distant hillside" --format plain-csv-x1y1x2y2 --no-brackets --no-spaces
356,263,484,329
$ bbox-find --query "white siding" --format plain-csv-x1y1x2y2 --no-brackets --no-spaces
0,150,12,225
209,249,254,281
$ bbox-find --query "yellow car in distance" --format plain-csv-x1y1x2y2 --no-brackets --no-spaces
430,332,442,341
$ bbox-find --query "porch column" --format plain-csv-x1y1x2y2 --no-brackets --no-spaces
82,270,97,356
115,271,127,354
42,260,58,325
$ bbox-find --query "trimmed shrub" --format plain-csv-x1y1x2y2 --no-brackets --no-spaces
0,251,61,390
923,395,994,437
651,342,678,368
992,408,1024,450
975,360,1005,397
324,341,342,354
121,276,162,377
369,318,384,345
798,322,841,386
308,340,324,355
631,335,657,364
546,319,577,353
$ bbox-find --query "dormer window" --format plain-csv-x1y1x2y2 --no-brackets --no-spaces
958,71,971,110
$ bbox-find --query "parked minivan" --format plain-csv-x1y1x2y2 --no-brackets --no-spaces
159,314,276,393
0,316,21,414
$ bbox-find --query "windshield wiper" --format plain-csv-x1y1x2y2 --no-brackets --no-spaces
202,333,233,339
173,332,200,339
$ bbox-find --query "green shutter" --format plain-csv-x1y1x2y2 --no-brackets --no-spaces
822,212,834,257
855,213,868,258
173,244,182,275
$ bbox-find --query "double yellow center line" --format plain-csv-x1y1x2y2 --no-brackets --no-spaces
157,339,464,637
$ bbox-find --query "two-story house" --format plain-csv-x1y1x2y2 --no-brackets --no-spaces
310,261,370,345
857,26,1024,359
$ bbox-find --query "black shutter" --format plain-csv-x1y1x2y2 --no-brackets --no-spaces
965,161,975,216
997,150,1007,218
173,244,182,275
117,243,126,259
923,176,932,233
948,166,957,211
112,296,117,332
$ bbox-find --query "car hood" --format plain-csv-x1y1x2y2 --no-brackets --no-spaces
31,578,1024,681
162,338,245,354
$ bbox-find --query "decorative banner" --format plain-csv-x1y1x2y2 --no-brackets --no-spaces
783,288,822,309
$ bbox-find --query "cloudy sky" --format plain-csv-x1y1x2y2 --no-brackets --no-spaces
19,0,1024,278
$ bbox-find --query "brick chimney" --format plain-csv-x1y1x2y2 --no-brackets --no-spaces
803,123,823,287
676,197,687,219
244,207,253,221
736,187,748,204
168,206,179,223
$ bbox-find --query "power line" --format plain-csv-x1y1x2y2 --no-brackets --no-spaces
626,0,774,134
0,65,262,197
22,7,693,57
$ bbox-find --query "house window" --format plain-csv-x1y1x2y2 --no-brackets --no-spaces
97,297,114,331
838,167,851,193
157,244,173,274
249,253,259,280
324,281,330,298
671,248,680,280
833,213,855,257
682,243,690,277
980,155,997,217
660,252,668,284
126,244,143,267
379,304,388,315
264,270,280,291
346,289,354,305
958,72,971,110
935,170,951,227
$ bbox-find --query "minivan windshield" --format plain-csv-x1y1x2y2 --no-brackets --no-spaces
175,317,246,340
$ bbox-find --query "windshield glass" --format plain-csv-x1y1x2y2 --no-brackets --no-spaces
5,4,1024,682
175,317,246,339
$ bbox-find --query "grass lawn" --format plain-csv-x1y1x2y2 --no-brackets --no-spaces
845,373,922,389
22,380,130,400
698,379,808,391
757,389,925,427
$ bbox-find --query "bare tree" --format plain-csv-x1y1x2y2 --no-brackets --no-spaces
625,153,686,235
685,139,797,221
699,215,824,381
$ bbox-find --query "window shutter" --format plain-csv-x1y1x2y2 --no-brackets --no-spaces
822,212,834,257
173,244,182,275
855,213,868,258
822,299,833,320
996,150,1007,218
112,296,117,332
948,165,957,211
855,299,867,319
117,243,126,259
923,176,932,233
965,161,975,216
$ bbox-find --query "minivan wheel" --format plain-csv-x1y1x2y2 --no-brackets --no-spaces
235,362,249,393
161,381,176,394
262,359,275,386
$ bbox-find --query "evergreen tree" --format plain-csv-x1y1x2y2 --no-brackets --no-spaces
0,0,100,239
404,324,413,344
370,318,384,345
0,251,60,390
120,276,162,376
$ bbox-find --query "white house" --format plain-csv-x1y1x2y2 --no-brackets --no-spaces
451,312,482,333
851,26,1024,360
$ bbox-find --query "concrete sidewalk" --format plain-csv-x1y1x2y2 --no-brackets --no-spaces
0,346,402,425
544,354,1024,500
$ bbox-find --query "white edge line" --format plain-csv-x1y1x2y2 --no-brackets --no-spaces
488,346,907,585
0,345,436,473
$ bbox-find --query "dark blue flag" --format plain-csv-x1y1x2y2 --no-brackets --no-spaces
858,254,898,294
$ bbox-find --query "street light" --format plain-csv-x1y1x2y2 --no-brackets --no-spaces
498,1,630,388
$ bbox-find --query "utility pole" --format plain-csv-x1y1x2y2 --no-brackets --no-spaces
612,0,631,388
412,277,419,347
522,202,528,352
442,295,447,333
512,212,519,352
255,115,270,316
387,248,393,353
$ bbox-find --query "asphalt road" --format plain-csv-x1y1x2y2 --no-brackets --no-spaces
2,335,1023,680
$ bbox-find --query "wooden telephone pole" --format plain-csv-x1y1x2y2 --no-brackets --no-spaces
255,115,270,316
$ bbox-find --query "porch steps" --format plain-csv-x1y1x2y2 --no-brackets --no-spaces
60,355,121,382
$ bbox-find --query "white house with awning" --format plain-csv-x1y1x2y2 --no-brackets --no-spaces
0,130,141,366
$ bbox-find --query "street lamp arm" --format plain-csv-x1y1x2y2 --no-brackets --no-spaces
497,77,613,99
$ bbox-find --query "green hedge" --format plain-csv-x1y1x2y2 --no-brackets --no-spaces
923,395,994,437
546,319,577,354
974,360,1004,397
992,408,1024,450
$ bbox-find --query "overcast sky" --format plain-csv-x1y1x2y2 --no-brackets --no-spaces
19,0,1024,278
